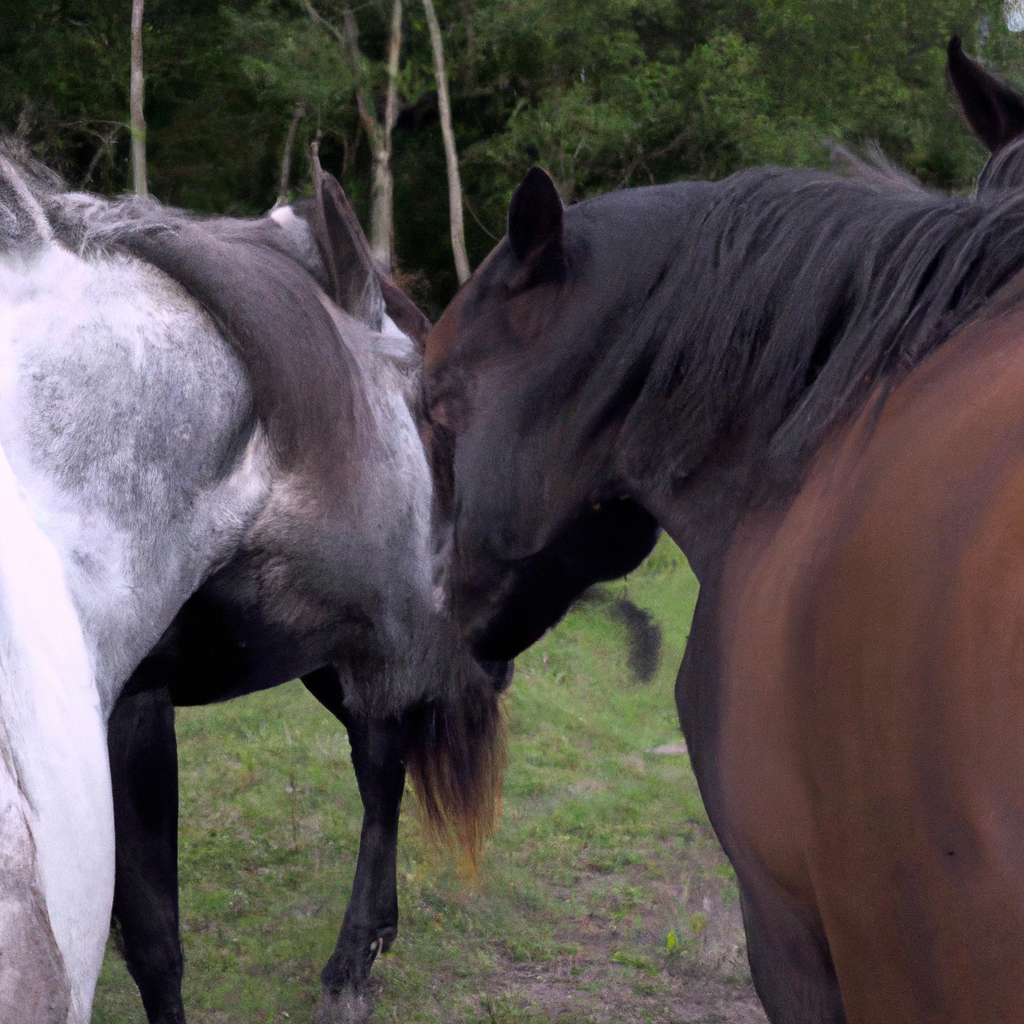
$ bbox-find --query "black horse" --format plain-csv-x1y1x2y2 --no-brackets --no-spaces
947,35,1024,192
98,165,506,1024
423,139,1024,1020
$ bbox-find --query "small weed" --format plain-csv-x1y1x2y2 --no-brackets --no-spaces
610,950,660,976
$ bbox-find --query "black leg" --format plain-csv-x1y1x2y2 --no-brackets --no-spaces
108,686,186,1024
301,668,409,1017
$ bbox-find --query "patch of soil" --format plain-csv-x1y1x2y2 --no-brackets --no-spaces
461,827,768,1024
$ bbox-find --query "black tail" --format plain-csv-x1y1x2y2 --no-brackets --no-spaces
578,588,663,684
608,595,662,683
404,677,506,874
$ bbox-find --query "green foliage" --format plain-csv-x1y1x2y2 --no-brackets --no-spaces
1,0,1021,317
227,2,353,113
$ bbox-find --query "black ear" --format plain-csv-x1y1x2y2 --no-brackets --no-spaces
947,36,1024,152
507,166,564,262
310,151,385,330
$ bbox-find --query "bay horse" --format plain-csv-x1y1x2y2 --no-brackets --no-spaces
424,162,1024,1021
0,152,504,1024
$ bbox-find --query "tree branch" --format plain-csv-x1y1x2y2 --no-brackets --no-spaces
303,0,379,143
382,0,403,136
275,103,306,207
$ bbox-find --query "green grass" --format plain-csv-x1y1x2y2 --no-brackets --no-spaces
93,537,762,1023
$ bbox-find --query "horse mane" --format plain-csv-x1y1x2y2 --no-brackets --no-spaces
827,141,926,195
0,148,369,478
521,168,1024,499
977,134,1024,192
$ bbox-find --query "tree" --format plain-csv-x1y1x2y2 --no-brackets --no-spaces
423,0,469,282
275,103,306,207
305,0,404,268
130,0,147,196
5,0,1024,309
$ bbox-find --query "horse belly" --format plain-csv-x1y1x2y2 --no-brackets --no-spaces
720,353,1024,1021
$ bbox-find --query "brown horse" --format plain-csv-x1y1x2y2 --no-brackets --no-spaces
423,156,1024,1021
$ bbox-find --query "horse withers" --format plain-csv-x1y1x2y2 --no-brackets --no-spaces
0,153,504,1024
423,160,1024,1021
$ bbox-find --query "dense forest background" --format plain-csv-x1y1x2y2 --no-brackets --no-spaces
3,0,1024,313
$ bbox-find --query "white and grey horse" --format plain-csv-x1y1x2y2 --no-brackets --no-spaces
0,153,506,1024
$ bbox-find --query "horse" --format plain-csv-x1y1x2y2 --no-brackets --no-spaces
103,164,457,1024
0,151,506,1024
422,158,1024,1021
947,35,1024,193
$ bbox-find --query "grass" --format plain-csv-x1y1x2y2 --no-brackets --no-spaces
92,537,765,1024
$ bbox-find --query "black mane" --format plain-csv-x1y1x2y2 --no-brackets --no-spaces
511,168,1024,500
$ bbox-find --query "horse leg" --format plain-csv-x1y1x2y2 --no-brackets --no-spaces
737,874,846,1024
108,686,186,1024
676,585,845,1024
301,668,408,1023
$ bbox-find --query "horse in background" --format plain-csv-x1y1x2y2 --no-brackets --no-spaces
0,150,505,1024
104,162,450,1024
423,156,1024,1021
947,35,1024,193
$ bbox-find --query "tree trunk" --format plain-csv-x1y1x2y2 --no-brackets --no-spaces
310,0,403,270
276,103,306,208
423,0,469,283
367,0,402,269
130,0,147,197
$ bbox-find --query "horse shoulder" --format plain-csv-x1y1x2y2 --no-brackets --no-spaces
716,284,1024,1017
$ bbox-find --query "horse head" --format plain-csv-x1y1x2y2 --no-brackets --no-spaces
424,167,659,663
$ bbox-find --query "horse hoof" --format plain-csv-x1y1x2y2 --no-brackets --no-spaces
312,989,373,1024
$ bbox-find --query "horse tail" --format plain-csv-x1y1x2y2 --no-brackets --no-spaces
0,154,53,252
404,670,507,876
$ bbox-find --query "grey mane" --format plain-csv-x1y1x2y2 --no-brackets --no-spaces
828,141,927,195
976,134,1024,192
0,149,371,477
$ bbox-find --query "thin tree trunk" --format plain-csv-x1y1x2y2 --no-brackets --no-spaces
423,0,469,283
276,103,306,207
307,0,402,270
368,0,402,269
130,0,147,197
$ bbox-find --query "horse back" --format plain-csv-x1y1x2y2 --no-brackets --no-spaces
716,266,1024,1022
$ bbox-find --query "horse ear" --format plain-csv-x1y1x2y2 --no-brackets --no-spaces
310,150,386,330
379,275,433,351
507,166,564,263
947,36,1024,152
